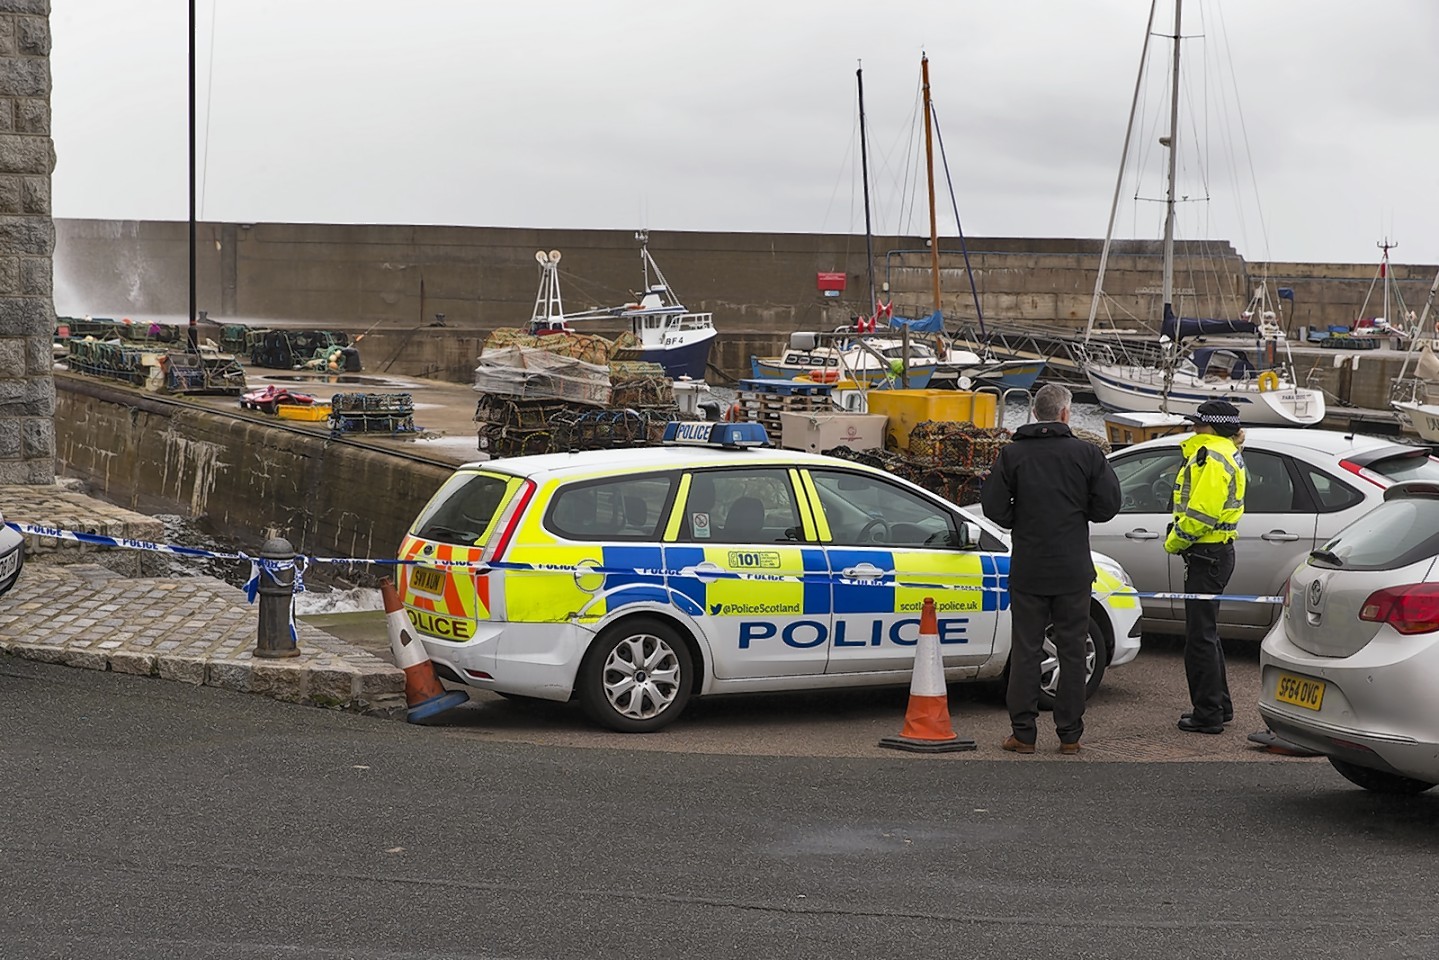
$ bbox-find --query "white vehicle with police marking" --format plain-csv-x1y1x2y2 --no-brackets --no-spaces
398,422,1142,732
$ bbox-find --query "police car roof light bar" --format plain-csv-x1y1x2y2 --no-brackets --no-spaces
661,421,770,449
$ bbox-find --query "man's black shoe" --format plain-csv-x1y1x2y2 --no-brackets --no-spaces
1182,711,1233,725
1178,716,1224,734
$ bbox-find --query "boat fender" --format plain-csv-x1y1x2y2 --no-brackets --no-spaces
1257,370,1280,392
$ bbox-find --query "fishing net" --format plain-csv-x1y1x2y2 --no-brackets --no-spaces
474,345,612,406
483,328,641,366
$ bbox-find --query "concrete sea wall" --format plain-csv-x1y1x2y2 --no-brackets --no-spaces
55,373,451,561
56,220,1437,346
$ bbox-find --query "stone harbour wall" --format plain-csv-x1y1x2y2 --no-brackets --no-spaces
54,374,453,564
0,0,54,483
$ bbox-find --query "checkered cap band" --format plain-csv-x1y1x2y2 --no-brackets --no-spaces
1197,412,1241,424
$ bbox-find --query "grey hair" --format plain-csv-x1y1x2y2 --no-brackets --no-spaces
1032,383,1072,423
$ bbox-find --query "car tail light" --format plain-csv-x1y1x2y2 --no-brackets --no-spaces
481,479,536,564
1358,583,1439,635
1339,459,1388,489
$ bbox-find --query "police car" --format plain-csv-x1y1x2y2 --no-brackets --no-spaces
398,422,1142,732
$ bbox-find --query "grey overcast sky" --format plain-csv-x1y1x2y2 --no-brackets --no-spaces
48,1,1439,267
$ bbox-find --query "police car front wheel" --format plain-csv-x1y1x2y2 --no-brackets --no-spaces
579,618,695,733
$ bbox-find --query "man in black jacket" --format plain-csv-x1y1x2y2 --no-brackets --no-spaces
980,384,1121,754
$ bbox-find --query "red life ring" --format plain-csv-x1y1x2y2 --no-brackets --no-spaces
723,401,742,422
808,369,840,383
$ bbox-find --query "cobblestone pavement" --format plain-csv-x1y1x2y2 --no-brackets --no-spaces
1,482,406,719
0,564,406,718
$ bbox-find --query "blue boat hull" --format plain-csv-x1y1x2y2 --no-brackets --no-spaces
626,336,713,380
986,362,1046,391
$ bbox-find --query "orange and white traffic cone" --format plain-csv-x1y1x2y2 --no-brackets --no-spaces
382,577,469,723
879,597,976,753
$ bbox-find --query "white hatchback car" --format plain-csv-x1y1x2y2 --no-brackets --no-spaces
1089,429,1439,640
1259,481,1439,794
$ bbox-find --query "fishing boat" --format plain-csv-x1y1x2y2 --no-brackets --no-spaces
526,233,717,380
1078,0,1324,427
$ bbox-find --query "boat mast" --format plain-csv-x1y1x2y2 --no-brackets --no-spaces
922,53,942,320
1157,0,1183,414
637,229,652,296
1161,0,1182,341
857,64,877,319
1379,238,1396,331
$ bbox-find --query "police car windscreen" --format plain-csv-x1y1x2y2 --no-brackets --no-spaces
413,473,511,546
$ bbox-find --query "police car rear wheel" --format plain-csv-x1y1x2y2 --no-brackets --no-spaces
579,618,694,733
1037,616,1107,710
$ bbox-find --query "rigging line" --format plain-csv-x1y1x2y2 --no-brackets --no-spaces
896,73,924,241
200,0,218,221
1209,0,1271,264
816,91,859,247
1085,0,1161,342
928,102,986,341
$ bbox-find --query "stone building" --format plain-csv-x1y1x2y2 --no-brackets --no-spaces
0,0,54,483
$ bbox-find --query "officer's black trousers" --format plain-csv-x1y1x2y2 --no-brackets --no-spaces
1182,541,1235,725
1007,589,1089,745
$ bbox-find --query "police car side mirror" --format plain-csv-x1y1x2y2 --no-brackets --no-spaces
957,521,981,550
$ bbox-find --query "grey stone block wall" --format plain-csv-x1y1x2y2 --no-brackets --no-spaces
0,0,53,483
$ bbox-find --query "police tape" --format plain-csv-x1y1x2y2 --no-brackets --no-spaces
2,520,1286,605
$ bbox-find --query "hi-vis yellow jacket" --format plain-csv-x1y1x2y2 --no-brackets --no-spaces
1165,433,1246,554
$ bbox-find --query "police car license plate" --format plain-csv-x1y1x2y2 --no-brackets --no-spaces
0,547,17,582
411,566,446,595
1275,672,1325,711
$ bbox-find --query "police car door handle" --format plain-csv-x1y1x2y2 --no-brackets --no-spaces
1124,529,1160,540
1261,531,1300,542
685,562,725,582
842,563,885,579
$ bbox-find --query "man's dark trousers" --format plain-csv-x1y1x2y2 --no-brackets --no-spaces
1182,541,1236,725
1008,589,1089,744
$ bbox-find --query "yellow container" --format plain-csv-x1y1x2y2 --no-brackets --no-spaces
277,403,333,422
864,389,998,450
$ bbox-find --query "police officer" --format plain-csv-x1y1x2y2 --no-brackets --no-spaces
981,383,1121,755
1165,399,1247,734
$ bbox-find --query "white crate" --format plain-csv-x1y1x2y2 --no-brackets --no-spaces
779,412,888,453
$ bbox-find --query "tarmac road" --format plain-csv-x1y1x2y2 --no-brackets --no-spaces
3,656,1437,960
304,609,1299,763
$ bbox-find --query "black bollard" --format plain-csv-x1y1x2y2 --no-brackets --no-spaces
254,536,301,658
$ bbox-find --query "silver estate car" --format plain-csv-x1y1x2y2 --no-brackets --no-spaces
1259,482,1439,794
1090,429,1439,640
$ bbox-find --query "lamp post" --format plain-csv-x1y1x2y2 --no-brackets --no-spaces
188,0,198,353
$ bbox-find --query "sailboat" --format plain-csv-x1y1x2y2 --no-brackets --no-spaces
1387,260,1439,440
750,63,937,391
1079,0,1324,427
889,55,1046,393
